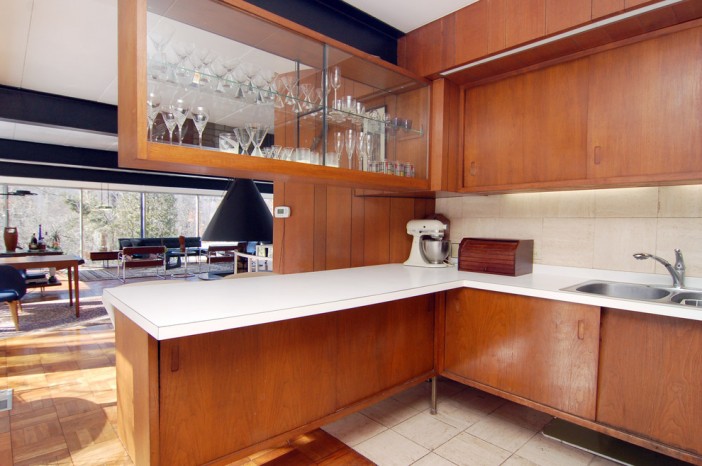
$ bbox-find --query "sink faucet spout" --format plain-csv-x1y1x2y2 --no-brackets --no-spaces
633,249,685,288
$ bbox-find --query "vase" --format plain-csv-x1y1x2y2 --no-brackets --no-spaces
3,227,18,252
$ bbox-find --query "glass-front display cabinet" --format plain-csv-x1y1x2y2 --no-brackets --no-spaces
118,0,430,190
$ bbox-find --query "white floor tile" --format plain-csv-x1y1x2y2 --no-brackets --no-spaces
427,395,489,430
434,432,511,466
501,455,541,466
515,434,593,466
322,412,387,447
394,411,462,450
363,396,421,428
355,429,430,466
435,377,469,398
413,452,458,466
465,415,537,453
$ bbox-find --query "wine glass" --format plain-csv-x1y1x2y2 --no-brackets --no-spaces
344,129,356,170
333,131,344,165
329,66,341,105
191,106,209,147
356,131,367,171
161,105,178,144
299,83,313,111
233,127,252,154
173,98,190,145
146,91,161,141
246,123,269,157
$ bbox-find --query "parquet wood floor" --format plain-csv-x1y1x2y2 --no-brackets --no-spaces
1,276,373,465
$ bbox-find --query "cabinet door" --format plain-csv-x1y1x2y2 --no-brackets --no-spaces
505,0,546,48
444,288,600,419
597,308,702,455
463,58,589,188
587,26,702,179
546,0,591,34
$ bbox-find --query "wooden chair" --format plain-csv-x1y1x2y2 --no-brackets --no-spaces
117,246,167,282
204,245,242,274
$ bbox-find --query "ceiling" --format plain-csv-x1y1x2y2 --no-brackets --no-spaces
0,0,476,152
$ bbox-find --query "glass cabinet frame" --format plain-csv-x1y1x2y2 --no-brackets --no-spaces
118,0,431,191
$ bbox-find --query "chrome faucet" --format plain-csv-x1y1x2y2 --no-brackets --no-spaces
633,249,685,288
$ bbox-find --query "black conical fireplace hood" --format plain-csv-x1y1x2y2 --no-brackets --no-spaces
202,179,273,242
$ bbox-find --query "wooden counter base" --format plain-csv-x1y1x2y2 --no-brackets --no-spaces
115,295,436,465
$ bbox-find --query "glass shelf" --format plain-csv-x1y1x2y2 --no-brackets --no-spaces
125,0,430,187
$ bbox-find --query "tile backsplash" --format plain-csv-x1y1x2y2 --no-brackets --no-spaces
436,185,702,278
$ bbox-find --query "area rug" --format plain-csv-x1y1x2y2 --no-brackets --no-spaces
0,296,111,339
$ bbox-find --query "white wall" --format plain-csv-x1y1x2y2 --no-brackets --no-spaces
437,185,702,278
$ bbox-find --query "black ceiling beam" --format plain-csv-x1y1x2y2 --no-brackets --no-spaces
0,139,273,194
0,85,117,134
244,0,403,64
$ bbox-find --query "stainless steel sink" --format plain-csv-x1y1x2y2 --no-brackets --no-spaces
561,280,702,309
670,292,702,307
564,280,672,300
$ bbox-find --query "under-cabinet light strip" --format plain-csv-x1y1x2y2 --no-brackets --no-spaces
440,0,685,76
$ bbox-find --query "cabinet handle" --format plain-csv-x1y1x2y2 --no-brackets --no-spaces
171,345,180,372
470,161,477,176
577,320,585,340
594,146,602,165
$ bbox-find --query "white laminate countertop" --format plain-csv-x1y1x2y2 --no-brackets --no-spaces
102,263,702,340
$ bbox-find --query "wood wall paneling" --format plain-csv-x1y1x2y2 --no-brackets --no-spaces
351,192,366,267
324,186,353,270
314,185,328,271
597,308,702,455
277,182,316,273
546,0,592,34
488,0,508,53
454,1,489,65
505,0,546,48
430,79,461,192
592,0,625,18
587,26,702,179
397,15,455,77
362,197,391,266
388,198,416,263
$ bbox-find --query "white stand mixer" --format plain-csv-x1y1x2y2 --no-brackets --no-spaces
404,219,450,268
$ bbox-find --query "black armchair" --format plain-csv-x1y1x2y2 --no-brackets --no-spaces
0,265,27,330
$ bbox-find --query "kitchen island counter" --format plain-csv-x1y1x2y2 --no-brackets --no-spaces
103,263,702,340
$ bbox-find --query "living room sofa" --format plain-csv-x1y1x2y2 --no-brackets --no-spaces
118,237,202,270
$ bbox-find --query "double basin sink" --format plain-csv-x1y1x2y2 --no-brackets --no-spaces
562,280,702,308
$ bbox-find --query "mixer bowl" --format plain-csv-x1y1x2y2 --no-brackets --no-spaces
420,238,450,264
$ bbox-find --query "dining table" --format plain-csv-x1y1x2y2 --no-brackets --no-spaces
0,254,84,317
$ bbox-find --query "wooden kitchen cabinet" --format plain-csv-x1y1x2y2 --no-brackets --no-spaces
443,288,600,419
597,308,702,457
117,295,436,465
463,57,589,189
546,0,592,33
587,25,702,181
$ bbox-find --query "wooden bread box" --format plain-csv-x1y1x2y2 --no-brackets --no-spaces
458,238,534,276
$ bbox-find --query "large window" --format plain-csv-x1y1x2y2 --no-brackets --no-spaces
0,180,258,258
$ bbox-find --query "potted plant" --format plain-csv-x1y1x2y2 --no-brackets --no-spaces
49,231,61,250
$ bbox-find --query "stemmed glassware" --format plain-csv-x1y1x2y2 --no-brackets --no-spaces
191,106,209,147
173,98,190,145
299,83,313,111
357,131,368,171
146,91,161,141
246,123,270,157
344,129,356,170
161,105,178,144
329,66,341,105
333,131,345,166
233,127,252,154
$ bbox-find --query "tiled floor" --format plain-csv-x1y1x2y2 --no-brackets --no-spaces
323,378,620,466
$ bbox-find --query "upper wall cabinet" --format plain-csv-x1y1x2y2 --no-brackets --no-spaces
118,0,430,191
399,0,702,83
